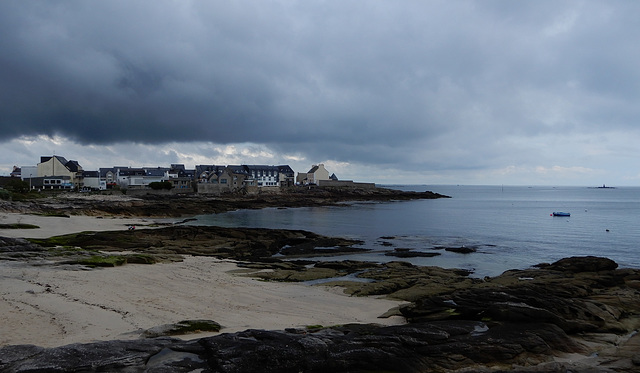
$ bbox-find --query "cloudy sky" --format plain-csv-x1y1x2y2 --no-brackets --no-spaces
1,1,639,186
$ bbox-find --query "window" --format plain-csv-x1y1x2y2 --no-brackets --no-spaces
221,179,227,184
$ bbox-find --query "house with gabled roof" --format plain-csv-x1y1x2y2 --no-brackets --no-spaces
298,164,330,185
278,165,295,187
98,166,169,189
37,155,84,188
196,164,295,194
168,164,195,191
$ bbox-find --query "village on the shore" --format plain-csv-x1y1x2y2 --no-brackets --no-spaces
5,155,375,194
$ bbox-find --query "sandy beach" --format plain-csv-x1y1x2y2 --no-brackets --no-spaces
0,213,405,348
0,212,156,239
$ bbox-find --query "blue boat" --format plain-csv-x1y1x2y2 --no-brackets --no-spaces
552,212,570,217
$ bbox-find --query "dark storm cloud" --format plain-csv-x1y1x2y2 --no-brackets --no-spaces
1,0,640,171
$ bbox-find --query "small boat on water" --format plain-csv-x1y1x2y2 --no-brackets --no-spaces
552,212,571,217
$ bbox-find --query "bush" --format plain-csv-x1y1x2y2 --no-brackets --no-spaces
149,181,173,190
0,188,10,200
5,179,30,194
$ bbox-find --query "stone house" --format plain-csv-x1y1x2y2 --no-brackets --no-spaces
168,164,195,191
298,164,330,185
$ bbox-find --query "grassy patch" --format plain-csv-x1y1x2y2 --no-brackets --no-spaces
46,246,90,256
69,255,127,267
0,223,40,229
28,232,93,247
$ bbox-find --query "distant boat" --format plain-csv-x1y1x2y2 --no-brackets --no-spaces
597,184,615,189
552,212,571,217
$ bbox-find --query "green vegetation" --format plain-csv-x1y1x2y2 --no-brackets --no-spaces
68,255,127,267
28,232,90,247
0,223,39,229
0,189,10,200
0,180,47,201
149,181,173,190
5,179,30,193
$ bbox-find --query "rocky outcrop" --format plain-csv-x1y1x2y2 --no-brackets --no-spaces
0,322,584,373
1,256,639,372
0,187,449,218
0,236,48,260
21,225,365,263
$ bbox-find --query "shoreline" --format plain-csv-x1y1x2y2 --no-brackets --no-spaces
0,211,407,348
0,212,157,239
2,210,640,371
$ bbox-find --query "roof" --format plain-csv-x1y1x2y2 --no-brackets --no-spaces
40,156,68,165
278,165,295,176
39,156,82,172
82,171,100,178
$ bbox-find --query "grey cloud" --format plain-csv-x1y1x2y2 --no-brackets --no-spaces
1,1,640,176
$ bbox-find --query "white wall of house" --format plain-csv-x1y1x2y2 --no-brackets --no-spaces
307,164,330,184
118,175,165,188
20,166,38,181
83,177,105,190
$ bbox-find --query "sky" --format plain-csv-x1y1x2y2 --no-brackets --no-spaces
1,1,639,186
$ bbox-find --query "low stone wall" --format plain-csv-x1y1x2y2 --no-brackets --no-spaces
317,180,376,189
197,183,232,195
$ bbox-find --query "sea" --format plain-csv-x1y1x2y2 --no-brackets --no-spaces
187,185,640,278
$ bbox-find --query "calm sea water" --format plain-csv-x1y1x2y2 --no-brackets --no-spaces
188,185,640,277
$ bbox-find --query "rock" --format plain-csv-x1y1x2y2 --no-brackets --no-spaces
385,248,441,258
141,320,221,338
25,225,367,263
0,237,48,260
0,188,450,218
0,321,585,373
1,255,639,372
540,256,619,272
441,246,477,254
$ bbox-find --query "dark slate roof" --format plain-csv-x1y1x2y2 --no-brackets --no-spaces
195,165,227,178
65,160,82,172
99,168,117,177
40,156,68,164
117,168,147,176
307,165,319,173
227,165,251,175
144,168,169,177
82,171,100,178
278,165,295,177
170,164,186,171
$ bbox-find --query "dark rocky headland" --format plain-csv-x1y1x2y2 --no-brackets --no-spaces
0,185,449,217
1,188,639,372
